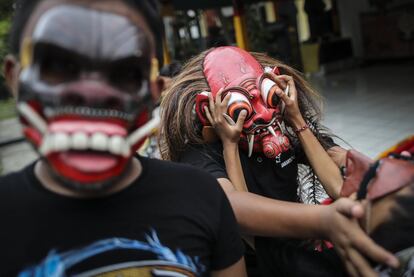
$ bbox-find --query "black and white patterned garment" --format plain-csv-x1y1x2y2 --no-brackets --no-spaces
376,247,414,277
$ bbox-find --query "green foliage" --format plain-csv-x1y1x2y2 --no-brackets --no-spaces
0,0,13,57
0,98,16,120
0,1,13,100
0,19,11,61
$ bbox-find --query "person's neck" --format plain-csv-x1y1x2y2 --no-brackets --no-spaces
34,158,142,199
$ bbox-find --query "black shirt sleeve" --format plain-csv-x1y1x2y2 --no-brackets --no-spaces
179,143,228,180
211,185,245,270
178,149,244,270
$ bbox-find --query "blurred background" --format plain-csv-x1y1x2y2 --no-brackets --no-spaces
0,0,413,174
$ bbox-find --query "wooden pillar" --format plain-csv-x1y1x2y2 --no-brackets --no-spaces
233,0,249,50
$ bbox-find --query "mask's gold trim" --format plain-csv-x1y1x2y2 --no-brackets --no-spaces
20,38,33,69
150,58,159,82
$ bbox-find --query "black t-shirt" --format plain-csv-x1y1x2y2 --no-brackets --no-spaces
180,142,300,202
179,142,345,277
0,157,244,276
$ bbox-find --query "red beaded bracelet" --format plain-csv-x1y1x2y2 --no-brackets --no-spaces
294,124,309,134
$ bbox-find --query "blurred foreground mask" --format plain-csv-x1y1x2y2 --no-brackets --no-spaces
341,150,414,201
341,150,414,276
196,46,290,159
17,5,159,189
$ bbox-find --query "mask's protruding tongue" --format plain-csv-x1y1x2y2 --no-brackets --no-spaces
261,130,290,159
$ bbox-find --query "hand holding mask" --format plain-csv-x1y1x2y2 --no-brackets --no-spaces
202,89,248,146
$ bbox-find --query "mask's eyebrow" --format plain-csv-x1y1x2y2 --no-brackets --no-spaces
33,42,88,62
33,42,151,73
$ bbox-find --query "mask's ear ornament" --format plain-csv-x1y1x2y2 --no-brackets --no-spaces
20,38,33,70
195,91,220,143
195,91,210,127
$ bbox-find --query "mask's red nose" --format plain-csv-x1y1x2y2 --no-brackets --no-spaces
261,130,290,159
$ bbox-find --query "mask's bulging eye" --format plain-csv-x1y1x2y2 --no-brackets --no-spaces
227,92,253,122
260,78,280,108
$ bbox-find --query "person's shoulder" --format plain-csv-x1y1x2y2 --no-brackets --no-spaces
0,167,28,187
144,157,217,180
0,163,35,198
142,157,223,192
180,143,223,158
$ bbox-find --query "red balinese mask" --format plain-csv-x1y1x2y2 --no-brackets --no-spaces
17,5,159,190
196,46,290,159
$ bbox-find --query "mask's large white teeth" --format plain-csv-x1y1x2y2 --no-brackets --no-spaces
39,131,131,157
90,133,108,151
54,132,70,151
44,107,54,118
267,126,277,138
71,132,89,150
108,136,124,156
248,134,254,158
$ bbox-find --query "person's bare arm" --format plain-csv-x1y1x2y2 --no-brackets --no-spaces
328,146,348,168
294,124,343,198
204,89,248,192
272,75,343,199
211,257,247,277
216,179,398,277
202,82,398,276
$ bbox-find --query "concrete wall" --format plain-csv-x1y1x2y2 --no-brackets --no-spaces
336,0,372,59
336,0,412,59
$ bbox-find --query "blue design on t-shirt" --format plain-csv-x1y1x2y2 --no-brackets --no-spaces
19,230,204,276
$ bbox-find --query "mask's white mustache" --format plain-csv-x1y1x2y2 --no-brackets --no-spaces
17,102,48,134
127,107,160,147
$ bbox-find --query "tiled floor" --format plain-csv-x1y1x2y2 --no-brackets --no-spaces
313,63,414,158
0,63,413,174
